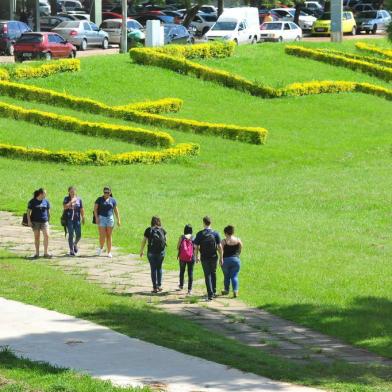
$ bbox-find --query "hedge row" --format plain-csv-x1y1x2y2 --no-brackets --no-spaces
152,41,236,59
0,80,268,145
355,42,392,59
0,101,173,147
0,69,9,81
285,45,392,81
0,142,199,165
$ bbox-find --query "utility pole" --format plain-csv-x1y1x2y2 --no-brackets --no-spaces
331,0,343,42
35,0,41,31
120,0,127,53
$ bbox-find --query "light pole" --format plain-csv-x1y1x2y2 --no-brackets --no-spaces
35,0,40,31
120,0,128,53
331,0,343,42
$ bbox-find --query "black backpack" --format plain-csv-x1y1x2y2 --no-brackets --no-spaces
149,227,166,253
199,230,217,258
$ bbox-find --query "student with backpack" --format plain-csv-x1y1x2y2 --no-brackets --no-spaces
194,216,223,301
140,216,167,293
94,186,121,258
63,186,85,256
177,224,195,295
221,225,242,298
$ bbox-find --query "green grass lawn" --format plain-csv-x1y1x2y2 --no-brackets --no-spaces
0,251,391,392
0,39,391,362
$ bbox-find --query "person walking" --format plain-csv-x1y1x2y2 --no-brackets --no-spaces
26,188,51,259
63,186,85,256
140,216,167,293
194,216,223,301
94,186,121,258
177,224,195,295
221,225,242,298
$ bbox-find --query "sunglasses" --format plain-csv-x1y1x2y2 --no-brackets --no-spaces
104,191,110,194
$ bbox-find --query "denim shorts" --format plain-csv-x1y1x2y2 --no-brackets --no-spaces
98,215,114,228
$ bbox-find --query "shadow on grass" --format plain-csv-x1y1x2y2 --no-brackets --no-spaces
260,296,392,359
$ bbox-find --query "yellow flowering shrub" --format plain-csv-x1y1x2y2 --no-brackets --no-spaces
355,42,392,59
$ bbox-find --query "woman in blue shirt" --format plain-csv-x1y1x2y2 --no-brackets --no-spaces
26,188,51,259
94,186,121,258
63,186,85,256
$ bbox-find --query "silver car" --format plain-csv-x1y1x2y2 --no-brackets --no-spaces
53,20,109,50
100,18,144,44
356,10,391,34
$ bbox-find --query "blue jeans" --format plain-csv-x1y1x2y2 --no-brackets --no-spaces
222,256,240,292
148,252,164,289
67,220,81,252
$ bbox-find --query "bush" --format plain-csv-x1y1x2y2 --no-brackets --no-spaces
355,42,392,59
286,45,392,81
0,68,9,81
0,142,199,165
10,59,80,79
388,23,392,42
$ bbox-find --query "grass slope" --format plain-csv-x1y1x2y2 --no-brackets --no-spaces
0,40,391,360
0,251,391,392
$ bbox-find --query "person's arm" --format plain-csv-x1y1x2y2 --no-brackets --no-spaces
177,236,183,259
238,239,243,253
47,203,51,223
194,245,200,263
114,206,121,226
140,237,147,257
94,203,100,225
26,208,32,227
80,208,85,224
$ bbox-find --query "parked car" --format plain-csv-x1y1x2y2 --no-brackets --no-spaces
14,32,76,62
353,3,374,14
58,0,83,12
356,10,391,33
100,18,144,44
40,16,75,31
53,20,109,50
164,23,193,44
272,8,316,30
57,13,80,20
102,11,122,20
343,0,361,9
312,11,357,35
39,0,51,15
189,13,218,35
259,21,302,42
199,5,218,14
304,1,323,12
134,14,174,27
259,11,280,24
0,20,31,55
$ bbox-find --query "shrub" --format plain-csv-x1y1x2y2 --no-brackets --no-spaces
115,98,183,113
0,101,174,147
0,142,199,165
286,45,392,81
283,81,357,96
355,42,392,59
10,59,80,79
0,69,9,81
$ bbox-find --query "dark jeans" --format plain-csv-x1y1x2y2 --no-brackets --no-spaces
67,220,81,252
148,252,164,289
201,257,217,298
179,260,195,291
222,256,241,292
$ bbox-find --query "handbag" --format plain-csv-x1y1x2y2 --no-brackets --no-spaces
92,212,96,224
22,213,29,227
60,211,68,236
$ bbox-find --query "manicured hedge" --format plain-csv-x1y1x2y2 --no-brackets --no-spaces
285,45,392,81
0,69,9,81
0,80,268,145
0,142,199,165
0,101,173,147
355,42,392,59
11,59,80,79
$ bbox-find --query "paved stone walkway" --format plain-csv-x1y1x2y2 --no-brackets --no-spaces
1,211,391,369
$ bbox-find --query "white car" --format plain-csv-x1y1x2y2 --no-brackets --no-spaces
199,5,218,14
272,8,316,30
304,1,324,12
190,13,218,35
39,0,51,15
259,21,302,42
100,18,144,44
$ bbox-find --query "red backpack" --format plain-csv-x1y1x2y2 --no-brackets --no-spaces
179,236,194,262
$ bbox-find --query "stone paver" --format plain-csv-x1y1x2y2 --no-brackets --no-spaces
0,211,391,369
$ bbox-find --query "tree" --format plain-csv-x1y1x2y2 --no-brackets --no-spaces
218,0,224,17
293,0,304,26
182,0,202,28
388,20,392,42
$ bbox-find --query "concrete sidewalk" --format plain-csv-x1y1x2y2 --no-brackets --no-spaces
0,297,319,392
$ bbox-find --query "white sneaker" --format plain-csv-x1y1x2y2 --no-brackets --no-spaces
107,252,113,258
97,248,102,256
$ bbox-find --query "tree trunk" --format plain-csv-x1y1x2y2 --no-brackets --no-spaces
294,2,302,25
183,4,202,28
218,0,224,17
49,0,57,15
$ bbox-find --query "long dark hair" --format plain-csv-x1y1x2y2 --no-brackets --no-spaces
33,188,45,198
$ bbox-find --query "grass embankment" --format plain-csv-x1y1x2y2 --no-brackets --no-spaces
0,40,391,361
0,251,391,391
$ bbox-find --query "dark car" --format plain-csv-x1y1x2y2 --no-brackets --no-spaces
0,20,31,55
164,23,193,44
40,16,74,31
14,32,76,62
135,14,174,27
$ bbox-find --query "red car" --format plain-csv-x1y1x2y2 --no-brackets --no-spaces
14,32,76,62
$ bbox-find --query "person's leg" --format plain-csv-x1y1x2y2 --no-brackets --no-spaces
179,261,186,289
201,259,213,299
74,220,81,253
148,253,158,290
210,257,218,296
33,228,40,256
231,258,241,296
187,261,195,292
106,226,113,254
98,225,106,250
221,259,230,293
67,220,75,254
42,225,50,256
156,254,164,289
